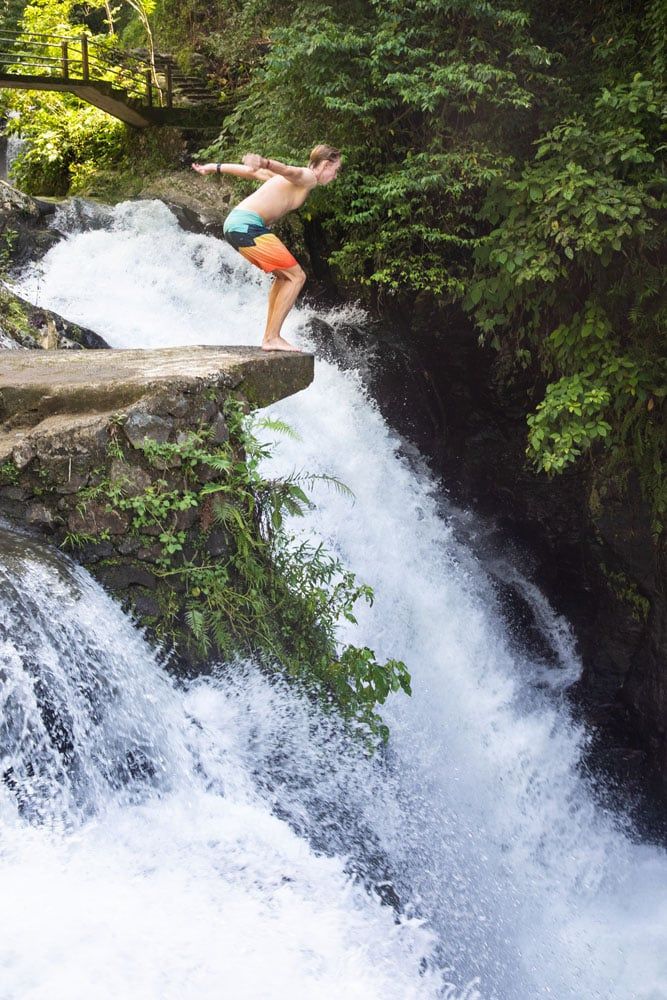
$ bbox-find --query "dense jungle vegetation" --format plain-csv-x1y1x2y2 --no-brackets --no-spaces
1,0,665,531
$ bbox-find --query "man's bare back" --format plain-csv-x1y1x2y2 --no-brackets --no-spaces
192,145,341,352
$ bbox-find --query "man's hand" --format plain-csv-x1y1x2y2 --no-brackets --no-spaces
191,162,216,175
242,153,267,171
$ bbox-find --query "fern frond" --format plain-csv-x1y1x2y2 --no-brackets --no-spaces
254,417,302,441
185,606,211,654
213,500,245,527
290,471,356,502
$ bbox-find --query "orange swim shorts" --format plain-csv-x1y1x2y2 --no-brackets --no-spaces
223,209,298,273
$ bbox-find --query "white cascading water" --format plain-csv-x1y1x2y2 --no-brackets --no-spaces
0,133,25,181
6,135,23,174
6,199,667,1000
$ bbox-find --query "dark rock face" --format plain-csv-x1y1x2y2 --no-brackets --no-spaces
433,324,664,794
307,306,666,797
0,180,60,269
0,180,110,351
123,412,173,447
0,282,110,350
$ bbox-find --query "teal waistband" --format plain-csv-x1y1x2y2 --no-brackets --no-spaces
223,208,267,234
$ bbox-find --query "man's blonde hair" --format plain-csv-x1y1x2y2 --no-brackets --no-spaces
309,144,341,169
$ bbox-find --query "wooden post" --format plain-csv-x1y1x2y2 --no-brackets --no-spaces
80,34,89,81
146,69,152,107
61,41,68,79
165,61,173,108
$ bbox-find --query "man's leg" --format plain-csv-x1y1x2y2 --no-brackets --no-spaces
262,264,306,352
264,274,282,336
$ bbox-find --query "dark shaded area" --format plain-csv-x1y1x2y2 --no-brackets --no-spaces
0,178,61,268
1,283,111,349
0,181,110,349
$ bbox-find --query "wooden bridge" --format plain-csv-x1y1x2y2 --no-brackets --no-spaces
0,29,222,128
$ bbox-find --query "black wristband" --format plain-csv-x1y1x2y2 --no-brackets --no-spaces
216,163,222,174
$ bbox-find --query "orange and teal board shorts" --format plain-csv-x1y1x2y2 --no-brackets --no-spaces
223,209,298,273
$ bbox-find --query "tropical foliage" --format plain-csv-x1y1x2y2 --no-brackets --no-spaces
201,0,557,300
466,76,666,527
0,0,162,194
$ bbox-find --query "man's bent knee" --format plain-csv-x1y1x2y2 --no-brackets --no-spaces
277,264,306,287
291,266,307,288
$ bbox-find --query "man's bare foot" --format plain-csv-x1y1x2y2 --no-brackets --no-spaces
261,336,302,353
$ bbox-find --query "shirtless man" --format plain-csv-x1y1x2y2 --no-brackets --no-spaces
192,145,341,352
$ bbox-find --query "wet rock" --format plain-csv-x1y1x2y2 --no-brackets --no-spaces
138,169,232,233
54,474,89,495
0,282,109,352
110,458,152,496
166,394,191,419
123,412,173,448
0,180,109,350
0,180,60,269
60,323,109,351
68,503,128,537
129,588,161,618
0,485,29,501
207,529,230,557
175,506,198,531
198,400,218,422
137,542,165,562
95,563,157,590
0,344,313,680
11,442,35,469
209,412,229,444
0,180,41,221
140,521,163,537
25,503,56,529
76,540,115,564
117,536,141,556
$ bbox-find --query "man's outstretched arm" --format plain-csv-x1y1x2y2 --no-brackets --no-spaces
241,153,315,188
191,161,275,181
192,156,316,187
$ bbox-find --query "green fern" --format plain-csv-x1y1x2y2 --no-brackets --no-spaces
253,417,302,441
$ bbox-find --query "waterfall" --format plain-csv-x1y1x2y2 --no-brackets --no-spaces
7,198,667,1000
1,133,25,181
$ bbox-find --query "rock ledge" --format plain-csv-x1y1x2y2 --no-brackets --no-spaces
0,345,313,454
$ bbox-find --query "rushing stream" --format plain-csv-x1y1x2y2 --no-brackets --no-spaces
4,199,667,999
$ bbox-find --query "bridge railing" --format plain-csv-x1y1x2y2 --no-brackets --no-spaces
0,29,173,107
